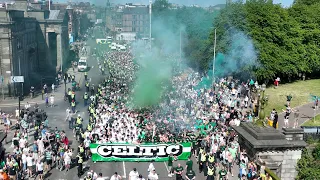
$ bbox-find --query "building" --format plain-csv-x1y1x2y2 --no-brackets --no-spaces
0,0,69,97
108,3,150,41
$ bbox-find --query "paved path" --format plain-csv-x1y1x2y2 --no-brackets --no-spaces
275,102,319,129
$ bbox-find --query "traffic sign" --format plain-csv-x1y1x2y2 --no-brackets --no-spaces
0,76,3,85
11,76,24,83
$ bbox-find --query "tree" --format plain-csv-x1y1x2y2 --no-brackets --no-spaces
202,0,320,82
152,0,170,14
296,145,320,179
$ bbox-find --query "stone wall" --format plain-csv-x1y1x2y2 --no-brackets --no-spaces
233,123,306,180
257,149,302,180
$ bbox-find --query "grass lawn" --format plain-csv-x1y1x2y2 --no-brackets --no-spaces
302,114,320,126
264,79,320,114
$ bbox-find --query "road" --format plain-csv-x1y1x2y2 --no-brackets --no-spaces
1,41,239,180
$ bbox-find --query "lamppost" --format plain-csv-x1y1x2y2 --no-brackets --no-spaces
258,84,268,121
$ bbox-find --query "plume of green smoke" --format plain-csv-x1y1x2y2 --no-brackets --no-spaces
133,53,172,108
130,16,183,109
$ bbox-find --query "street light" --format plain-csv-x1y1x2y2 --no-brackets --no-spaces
258,83,268,121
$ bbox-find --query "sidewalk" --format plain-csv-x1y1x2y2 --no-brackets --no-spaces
276,102,320,129
0,68,84,109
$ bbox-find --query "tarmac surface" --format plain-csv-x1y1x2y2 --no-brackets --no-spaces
0,43,317,180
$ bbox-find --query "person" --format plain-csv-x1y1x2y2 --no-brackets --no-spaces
96,173,104,180
71,100,76,113
84,71,88,81
199,149,207,174
168,154,174,177
36,160,44,180
206,164,215,180
137,174,145,180
52,83,55,92
76,153,83,177
148,160,155,173
148,169,158,180
110,172,122,180
8,163,17,180
45,148,53,172
0,169,9,180
83,92,89,106
185,156,193,171
218,166,227,180
26,154,34,178
185,169,196,180
174,163,184,180
30,86,35,98
50,95,55,107
129,168,139,180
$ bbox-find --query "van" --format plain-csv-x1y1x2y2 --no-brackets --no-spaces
78,57,88,71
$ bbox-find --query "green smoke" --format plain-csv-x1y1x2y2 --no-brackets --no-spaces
132,54,172,108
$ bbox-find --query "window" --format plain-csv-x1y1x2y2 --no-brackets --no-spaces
17,38,22,50
133,15,136,19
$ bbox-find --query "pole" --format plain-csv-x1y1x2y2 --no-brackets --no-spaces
18,83,21,114
22,82,24,98
2,84,3,100
212,28,217,84
149,0,152,50
180,29,182,66
49,0,51,11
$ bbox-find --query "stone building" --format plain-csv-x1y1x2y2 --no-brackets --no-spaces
0,0,68,97
233,123,307,180
108,3,150,40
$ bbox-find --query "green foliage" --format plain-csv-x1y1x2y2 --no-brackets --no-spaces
202,0,320,82
152,0,218,68
312,143,320,160
296,147,320,179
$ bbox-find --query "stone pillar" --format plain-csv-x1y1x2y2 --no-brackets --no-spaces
56,33,62,72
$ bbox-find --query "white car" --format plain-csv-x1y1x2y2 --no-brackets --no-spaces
78,57,88,71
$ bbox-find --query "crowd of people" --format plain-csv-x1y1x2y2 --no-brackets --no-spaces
0,41,279,180
0,105,74,180
73,46,274,180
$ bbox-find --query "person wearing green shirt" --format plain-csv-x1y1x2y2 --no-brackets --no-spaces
228,145,237,160
174,163,184,180
218,166,228,180
168,154,174,177
185,157,193,171
185,169,196,180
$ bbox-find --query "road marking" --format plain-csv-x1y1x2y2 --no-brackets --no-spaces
122,161,127,178
80,177,109,180
163,161,169,172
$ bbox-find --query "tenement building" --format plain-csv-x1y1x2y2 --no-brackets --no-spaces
0,0,68,97
108,3,150,41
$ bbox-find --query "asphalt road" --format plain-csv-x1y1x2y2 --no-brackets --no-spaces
1,42,239,180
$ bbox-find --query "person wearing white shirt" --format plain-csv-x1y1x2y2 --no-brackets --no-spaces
96,172,104,180
49,95,54,107
147,161,155,173
110,172,122,180
36,160,44,180
22,153,27,171
148,169,159,180
129,168,139,180
26,154,33,177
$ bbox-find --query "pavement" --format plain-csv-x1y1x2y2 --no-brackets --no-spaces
0,41,240,180
273,102,319,129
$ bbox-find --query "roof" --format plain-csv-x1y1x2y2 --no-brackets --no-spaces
48,9,65,20
122,6,148,14
48,10,60,20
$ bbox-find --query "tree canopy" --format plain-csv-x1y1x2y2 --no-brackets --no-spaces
152,0,320,83
296,144,320,179
204,0,320,82
151,0,218,69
